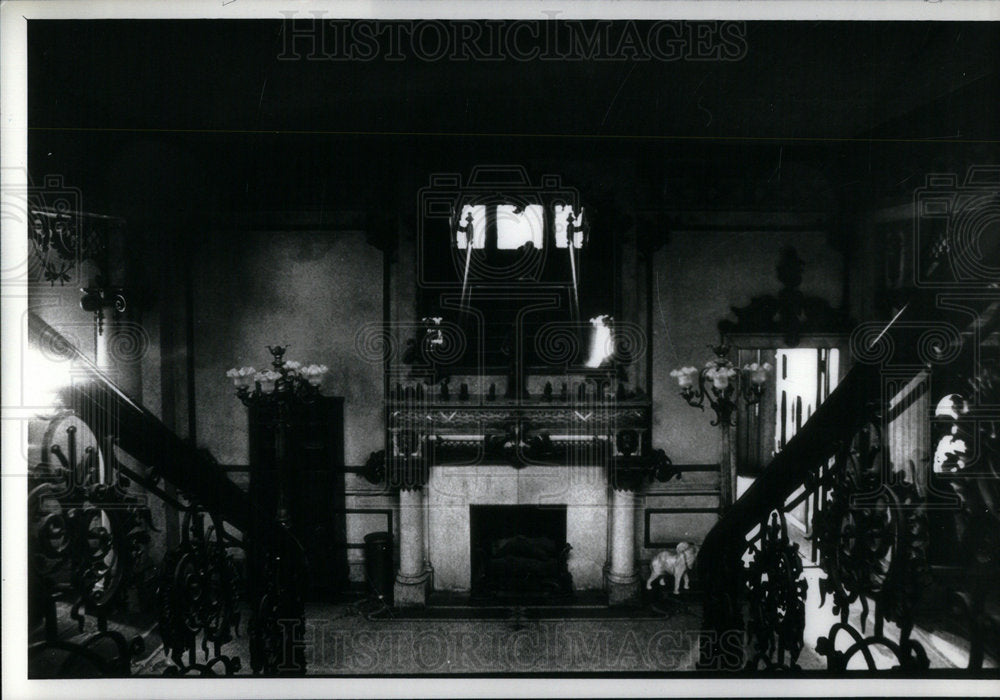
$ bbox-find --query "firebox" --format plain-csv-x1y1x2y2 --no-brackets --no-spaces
469,504,573,604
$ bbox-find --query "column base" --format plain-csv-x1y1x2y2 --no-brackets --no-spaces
606,570,641,606
393,569,431,608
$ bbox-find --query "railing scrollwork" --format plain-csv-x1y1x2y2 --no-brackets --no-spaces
156,509,244,675
28,419,154,677
811,411,930,671
27,313,310,677
699,361,934,671
744,510,808,670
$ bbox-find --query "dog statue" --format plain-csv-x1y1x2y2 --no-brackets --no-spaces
646,542,699,594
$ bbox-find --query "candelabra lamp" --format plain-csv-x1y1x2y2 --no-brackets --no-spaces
227,346,328,524
670,344,771,427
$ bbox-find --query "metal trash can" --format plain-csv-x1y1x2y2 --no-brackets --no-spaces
363,531,394,606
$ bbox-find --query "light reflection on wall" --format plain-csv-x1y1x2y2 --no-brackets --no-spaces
554,205,584,248
496,204,544,249
24,343,75,411
455,204,487,249
585,315,613,368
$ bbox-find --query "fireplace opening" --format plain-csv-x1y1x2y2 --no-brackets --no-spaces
469,504,573,604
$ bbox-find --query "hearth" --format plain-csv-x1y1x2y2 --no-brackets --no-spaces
469,504,573,604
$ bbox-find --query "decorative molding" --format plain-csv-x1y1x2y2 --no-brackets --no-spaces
337,509,394,550
718,245,853,347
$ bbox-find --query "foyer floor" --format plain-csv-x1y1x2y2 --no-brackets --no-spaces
135,594,709,675
128,579,989,675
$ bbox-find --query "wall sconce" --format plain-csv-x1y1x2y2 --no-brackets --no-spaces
29,203,127,337
670,344,771,427
79,284,126,336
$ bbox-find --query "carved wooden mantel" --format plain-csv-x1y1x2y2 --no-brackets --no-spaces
387,396,651,467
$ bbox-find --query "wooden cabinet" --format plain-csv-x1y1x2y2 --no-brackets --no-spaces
248,396,347,600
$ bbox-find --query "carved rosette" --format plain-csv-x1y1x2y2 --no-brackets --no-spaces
156,511,243,676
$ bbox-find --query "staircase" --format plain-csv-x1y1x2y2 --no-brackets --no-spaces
697,294,1000,671
27,313,308,677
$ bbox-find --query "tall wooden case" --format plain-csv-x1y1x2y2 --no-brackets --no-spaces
248,396,347,600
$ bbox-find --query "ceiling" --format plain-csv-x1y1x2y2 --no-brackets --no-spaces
28,20,999,138
25,20,1000,216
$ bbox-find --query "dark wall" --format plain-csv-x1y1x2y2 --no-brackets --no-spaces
192,228,383,465
651,229,845,464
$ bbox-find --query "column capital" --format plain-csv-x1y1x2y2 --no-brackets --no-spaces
391,455,429,490
360,450,430,489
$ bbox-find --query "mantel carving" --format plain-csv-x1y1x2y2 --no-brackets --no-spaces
718,246,852,347
387,402,650,431
367,397,659,475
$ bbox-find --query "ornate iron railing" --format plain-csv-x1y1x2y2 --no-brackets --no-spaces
929,352,1000,670
27,313,307,677
699,324,999,671
809,412,930,671
697,357,937,671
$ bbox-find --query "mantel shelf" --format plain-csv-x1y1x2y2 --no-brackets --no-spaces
386,398,651,410
387,401,652,439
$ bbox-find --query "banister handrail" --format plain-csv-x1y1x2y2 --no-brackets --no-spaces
27,311,309,675
699,360,880,561
697,359,884,668
28,311,261,533
696,299,961,670
698,300,922,647
697,270,1000,671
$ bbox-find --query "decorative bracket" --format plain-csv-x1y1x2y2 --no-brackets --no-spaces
79,283,126,336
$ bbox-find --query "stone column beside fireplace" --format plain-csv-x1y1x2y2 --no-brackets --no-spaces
606,486,641,604
384,393,654,605
394,485,431,606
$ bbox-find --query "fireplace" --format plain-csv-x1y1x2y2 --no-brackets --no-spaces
390,391,651,605
469,504,573,603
